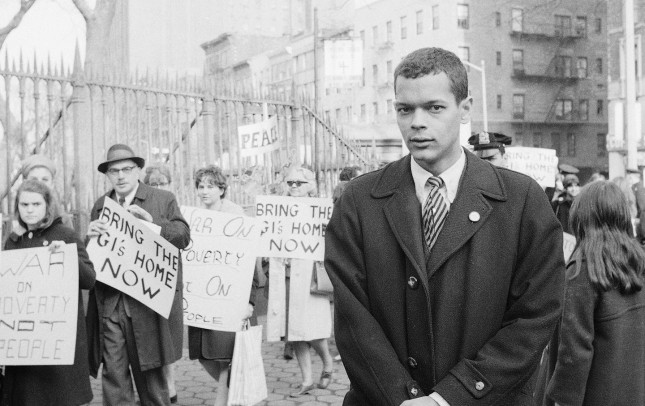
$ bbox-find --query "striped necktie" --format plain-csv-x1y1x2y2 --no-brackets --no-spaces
422,176,448,251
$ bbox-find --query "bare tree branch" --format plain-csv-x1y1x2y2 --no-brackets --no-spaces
0,0,37,48
71,0,93,21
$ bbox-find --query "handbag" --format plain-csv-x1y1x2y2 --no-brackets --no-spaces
227,323,268,406
310,261,333,296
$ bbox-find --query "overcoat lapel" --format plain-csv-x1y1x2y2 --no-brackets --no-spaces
375,156,427,285
426,152,507,278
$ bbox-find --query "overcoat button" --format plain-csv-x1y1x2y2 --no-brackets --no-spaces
407,276,418,289
469,211,481,222
407,357,418,368
475,381,485,391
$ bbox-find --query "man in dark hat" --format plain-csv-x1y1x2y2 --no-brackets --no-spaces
467,131,512,167
86,144,190,406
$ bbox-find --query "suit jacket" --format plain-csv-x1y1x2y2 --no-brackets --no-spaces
86,182,190,375
324,151,565,406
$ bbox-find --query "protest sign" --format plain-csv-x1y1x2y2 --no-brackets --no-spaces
87,198,179,318
505,147,559,188
181,206,262,332
0,245,78,365
238,116,280,157
563,232,576,262
255,195,333,261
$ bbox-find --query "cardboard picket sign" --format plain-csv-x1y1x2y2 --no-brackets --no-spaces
0,245,78,365
255,195,333,261
181,206,262,332
87,198,179,318
505,147,559,188
238,116,280,157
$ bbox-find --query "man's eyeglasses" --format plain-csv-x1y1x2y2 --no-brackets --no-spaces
149,182,169,188
286,180,308,187
106,165,137,176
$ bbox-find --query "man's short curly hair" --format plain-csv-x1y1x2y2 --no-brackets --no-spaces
194,165,229,198
393,47,469,103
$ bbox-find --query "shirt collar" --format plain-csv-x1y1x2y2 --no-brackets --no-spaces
115,182,140,207
410,148,465,205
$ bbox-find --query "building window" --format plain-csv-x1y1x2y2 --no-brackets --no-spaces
325,110,330,121
360,30,365,48
533,132,543,148
387,60,393,78
360,104,366,121
597,99,604,116
597,133,607,157
496,51,502,66
387,99,393,115
513,94,525,119
416,10,423,34
595,18,602,33
567,133,576,156
555,99,573,120
372,25,379,45
511,8,523,32
432,5,439,30
577,57,588,78
362,68,365,86
497,94,502,109
575,16,587,37
512,49,524,73
579,99,589,121
555,56,572,77
335,108,341,122
551,133,561,156
457,4,469,29
373,101,379,117
495,11,501,27
346,105,352,120
386,20,392,42
554,15,572,37
401,16,407,39
372,64,378,84
595,58,603,74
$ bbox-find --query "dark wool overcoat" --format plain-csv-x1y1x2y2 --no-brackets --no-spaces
2,218,96,406
544,258,645,406
325,151,565,406
86,182,190,376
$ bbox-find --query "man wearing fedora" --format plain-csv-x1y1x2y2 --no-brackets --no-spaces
86,144,190,406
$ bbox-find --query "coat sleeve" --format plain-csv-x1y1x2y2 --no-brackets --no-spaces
325,183,420,406
546,263,597,406
158,194,190,250
433,179,565,404
65,230,97,290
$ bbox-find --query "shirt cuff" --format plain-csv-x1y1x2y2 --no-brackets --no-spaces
430,392,450,406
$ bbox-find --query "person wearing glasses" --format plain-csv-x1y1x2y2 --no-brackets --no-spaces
86,144,190,406
145,165,173,191
273,166,335,397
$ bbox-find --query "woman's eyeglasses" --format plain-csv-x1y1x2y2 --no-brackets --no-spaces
286,180,308,187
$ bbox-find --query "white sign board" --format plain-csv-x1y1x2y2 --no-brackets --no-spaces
87,198,179,318
238,116,280,157
563,232,576,262
181,206,262,332
0,245,78,365
255,195,333,261
505,147,559,188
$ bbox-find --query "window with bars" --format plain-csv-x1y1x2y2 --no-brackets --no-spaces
575,16,587,37
554,15,572,37
555,99,573,120
577,57,588,78
512,49,524,73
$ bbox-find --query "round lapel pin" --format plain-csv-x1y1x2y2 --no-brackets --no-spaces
469,211,481,222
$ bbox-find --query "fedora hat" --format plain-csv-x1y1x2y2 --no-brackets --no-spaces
98,144,146,173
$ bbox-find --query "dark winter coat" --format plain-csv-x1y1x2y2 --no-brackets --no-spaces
325,151,565,405
545,258,645,406
86,182,190,376
2,218,96,406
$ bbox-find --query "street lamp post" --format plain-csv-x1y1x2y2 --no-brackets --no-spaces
461,59,488,133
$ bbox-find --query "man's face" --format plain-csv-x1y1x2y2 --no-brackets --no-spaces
395,72,471,174
105,159,140,196
475,149,507,168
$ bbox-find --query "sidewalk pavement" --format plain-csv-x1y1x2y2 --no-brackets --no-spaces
88,315,350,406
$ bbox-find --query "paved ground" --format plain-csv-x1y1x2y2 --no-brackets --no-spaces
88,293,350,405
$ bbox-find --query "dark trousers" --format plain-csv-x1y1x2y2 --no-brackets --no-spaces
102,297,170,406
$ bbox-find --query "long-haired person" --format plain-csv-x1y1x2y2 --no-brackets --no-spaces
545,180,645,405
2,180,96,405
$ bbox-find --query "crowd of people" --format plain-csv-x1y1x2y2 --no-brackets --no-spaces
2,46,645,406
